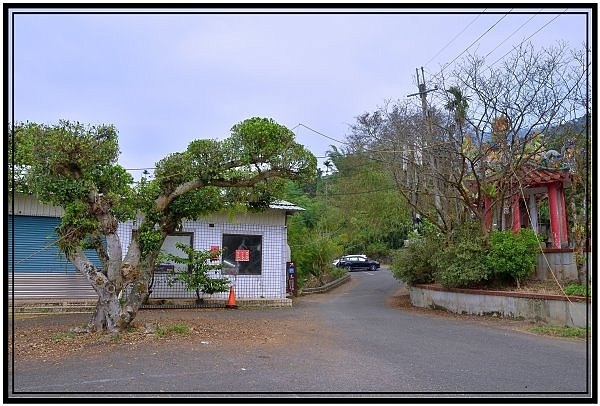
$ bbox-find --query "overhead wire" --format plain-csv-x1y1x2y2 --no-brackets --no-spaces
426,8,571,85
487,8,569,68
434,9,513,79
423,9,487,69
482,10,542,61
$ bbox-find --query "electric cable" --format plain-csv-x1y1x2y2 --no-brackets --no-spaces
435,10,513,79
424,10,487,69
487,9,568,68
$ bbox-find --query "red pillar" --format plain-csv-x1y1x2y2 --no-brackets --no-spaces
548,182,562,248
512,194,521,233
558,182,569,247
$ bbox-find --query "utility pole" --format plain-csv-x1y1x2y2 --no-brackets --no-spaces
407,67,443,228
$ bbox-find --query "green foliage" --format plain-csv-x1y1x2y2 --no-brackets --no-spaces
137,229,165,260
319,152,411,260
390,218,444,285
433,222,490,288
393,222,542,290
284,180,345,287
11,120,135,256
486,229,540,286
155,323,191,338
288,227,342,287
365,241,388,260
55,201,100,250
166,187,225,220
15,121,125,205
564,283,591,297
529,325,588,338
391,238,439,286
153,117,317,216
160,242,230,298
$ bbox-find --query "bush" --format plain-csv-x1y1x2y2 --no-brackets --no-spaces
435,228,490,288
486,228,539,288
365,241,389,262
290,229,343,288
433,222,490,288
390,234,440,285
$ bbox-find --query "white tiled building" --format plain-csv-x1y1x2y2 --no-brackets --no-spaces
9,192,303,305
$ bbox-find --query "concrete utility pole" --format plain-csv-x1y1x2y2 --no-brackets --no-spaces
407,67,443,228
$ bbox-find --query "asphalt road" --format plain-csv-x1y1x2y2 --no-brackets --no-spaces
7,268,592,400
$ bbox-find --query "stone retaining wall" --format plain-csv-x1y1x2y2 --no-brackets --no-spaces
410,284,591,328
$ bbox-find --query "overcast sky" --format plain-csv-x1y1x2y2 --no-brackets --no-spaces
8,5,591,181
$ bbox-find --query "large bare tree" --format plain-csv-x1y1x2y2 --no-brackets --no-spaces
348,41,588,238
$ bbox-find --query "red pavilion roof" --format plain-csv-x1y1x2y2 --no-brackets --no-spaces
516,166,572,188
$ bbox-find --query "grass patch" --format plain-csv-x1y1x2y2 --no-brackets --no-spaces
50,331,76,342
529,324,589,338
155,323,190,338
563,283,592,297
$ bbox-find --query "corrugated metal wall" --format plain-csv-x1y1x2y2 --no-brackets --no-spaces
8,192,64,217
8,273,97,300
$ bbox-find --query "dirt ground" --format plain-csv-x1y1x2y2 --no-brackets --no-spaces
7,279,586,364
7,306,325,363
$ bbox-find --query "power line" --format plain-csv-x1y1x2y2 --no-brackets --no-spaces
435,10,513,79
487,9,568,68
428,9,571,82
424,10,487,69
482,10,542,61
292,123,350,146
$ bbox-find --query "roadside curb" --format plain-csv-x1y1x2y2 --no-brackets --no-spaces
300,273,351,295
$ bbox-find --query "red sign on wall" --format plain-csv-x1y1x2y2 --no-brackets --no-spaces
210,245,220,260
235,249,250,262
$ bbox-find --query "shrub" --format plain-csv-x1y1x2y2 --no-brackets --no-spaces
390,232,441,285
433,222,490,288
365,241,389,262
160,242,230,302
486,228,540,288
290,229,343,287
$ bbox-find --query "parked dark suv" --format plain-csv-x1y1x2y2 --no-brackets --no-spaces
335,255,380,272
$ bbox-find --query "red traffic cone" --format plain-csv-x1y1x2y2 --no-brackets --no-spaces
225,286,238,309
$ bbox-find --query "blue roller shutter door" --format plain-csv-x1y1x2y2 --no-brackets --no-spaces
8,215,102,274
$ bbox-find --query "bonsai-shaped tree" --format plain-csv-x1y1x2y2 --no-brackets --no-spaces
160,242,230,303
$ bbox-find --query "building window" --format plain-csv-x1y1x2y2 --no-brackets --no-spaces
222,234,262,275
159,233,193,273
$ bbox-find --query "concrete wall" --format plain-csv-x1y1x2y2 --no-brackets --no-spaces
537,249,579,281
410,285,591,328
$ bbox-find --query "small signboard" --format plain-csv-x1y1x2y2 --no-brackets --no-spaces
235,249,250,262
210,245,220,260
286,262,297,296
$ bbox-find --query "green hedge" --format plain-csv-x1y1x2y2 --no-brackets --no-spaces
392,222,541,289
